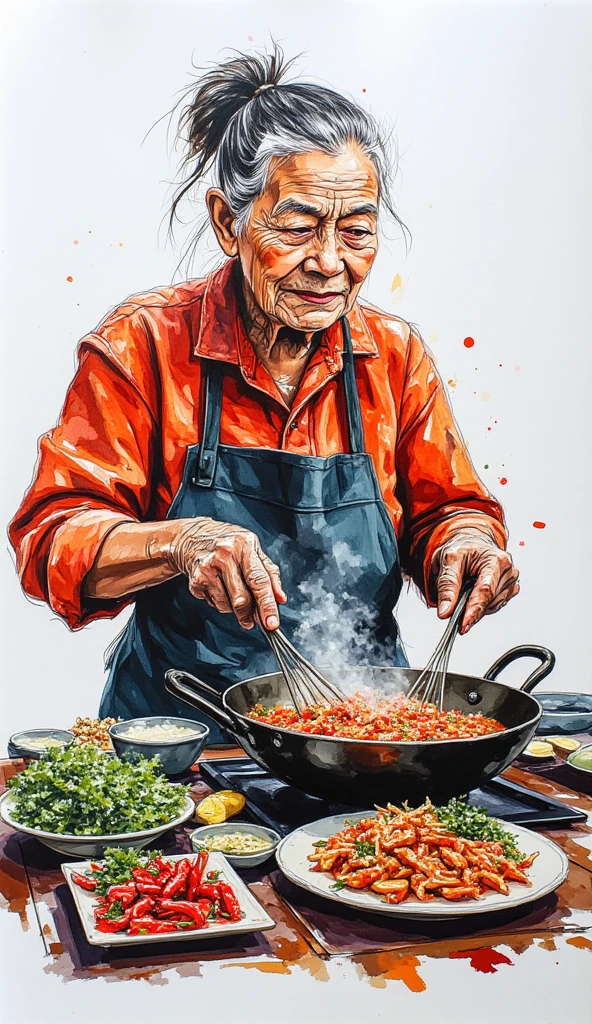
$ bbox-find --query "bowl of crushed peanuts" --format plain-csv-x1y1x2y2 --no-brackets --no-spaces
190,822,281,868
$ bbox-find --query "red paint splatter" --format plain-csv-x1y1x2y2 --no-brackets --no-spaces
499,477,507,485
519,541,525,546
487,427,492,431
499,363,503,367
463,337,475,348
248,35,253,41
449,947,513,974
73,240,79,245
533,521,546,529
66,276,73,282
362,88,367,93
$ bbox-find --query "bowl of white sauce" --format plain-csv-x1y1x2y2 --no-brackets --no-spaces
109,716,209,775
8,729,75,760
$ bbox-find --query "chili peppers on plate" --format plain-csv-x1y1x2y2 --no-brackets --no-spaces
70,850,244,940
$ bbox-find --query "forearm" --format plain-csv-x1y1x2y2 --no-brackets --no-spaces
85,519,204,600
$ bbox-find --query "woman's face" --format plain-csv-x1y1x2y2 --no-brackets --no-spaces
210,142,380,332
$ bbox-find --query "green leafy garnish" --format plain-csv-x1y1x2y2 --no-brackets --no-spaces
312,840,327,848
436,796,524,861
329,880,346,891
104,899,125,920
355,840,376,858
93,847,163,896
7,744,188,836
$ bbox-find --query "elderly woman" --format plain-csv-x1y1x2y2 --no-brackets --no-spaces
9,50,518,741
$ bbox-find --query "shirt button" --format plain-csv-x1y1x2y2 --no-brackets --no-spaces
290,421,299,430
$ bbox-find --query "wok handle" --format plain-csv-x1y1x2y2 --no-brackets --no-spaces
484,645,556,692
164,670,243,735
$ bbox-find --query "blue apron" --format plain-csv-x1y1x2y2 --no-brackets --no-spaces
99,317,408,742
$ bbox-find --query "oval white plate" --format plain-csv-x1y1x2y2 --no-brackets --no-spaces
0,791,196,858
276,811,569,920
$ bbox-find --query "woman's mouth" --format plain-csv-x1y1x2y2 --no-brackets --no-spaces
289,290,344,305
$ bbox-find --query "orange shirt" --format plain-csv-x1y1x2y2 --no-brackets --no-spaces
8,258,506,630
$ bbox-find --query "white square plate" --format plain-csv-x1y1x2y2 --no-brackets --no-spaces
61,852,276,946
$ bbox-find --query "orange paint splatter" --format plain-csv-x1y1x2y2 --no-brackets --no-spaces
499,477,507,485
385,956,426,993
118,242,124,247
519,541,525,546
463,337,475,348
449,947,513,973
533,521,546,529
566,935,592,951
66,276,73,282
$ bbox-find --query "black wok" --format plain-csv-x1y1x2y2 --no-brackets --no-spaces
165,645,554,805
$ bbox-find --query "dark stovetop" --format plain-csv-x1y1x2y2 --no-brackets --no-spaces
198,756,588,838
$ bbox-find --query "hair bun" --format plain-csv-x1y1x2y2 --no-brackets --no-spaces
176,44,292,180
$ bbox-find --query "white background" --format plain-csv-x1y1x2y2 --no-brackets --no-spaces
1,0,591,740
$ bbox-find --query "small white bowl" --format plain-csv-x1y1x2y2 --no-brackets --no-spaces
0,791,196,859
190,822,281,868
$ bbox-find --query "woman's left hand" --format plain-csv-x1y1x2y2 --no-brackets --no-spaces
431,529,520,633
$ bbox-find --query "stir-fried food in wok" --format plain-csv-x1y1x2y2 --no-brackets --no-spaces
248,693,505,742
308,799,538,904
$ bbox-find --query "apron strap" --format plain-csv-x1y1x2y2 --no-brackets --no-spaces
194,316,366,486
194,360,224,487
340,316,366,454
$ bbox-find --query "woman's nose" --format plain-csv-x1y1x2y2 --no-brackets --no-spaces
303,231,344,277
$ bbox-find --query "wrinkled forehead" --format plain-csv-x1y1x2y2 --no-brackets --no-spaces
262,146,380,215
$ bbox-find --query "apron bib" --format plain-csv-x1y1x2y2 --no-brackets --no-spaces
99,317,408,741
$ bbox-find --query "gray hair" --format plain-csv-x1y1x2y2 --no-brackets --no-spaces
170,45,405,263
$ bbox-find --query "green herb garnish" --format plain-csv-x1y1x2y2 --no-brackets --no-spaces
104,899,125,920
93,847,163,895
329,880,346,891
436,796,524,861
355,840,376,858
312,840,327,848
7,744,188,836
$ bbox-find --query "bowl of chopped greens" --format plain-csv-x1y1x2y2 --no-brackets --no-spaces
0,744,195,857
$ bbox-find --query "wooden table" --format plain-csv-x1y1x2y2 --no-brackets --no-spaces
1,751,591,1024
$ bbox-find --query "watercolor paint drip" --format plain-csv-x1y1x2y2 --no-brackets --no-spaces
448,947,513,974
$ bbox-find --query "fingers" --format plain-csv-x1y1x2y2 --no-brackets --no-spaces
436,548,466,619
239,544,281,630
461,560,520,633
460,559,502,633
259,551,287,604
220,559,256,629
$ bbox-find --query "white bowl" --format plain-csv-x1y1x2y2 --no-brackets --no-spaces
190,822,281,868
0,791,196,858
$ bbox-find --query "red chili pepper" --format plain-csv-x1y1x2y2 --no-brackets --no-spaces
132,867,162,887
187,851,208,901
154,857,174,877
218,882,242,922
89,862,103,872
128,916,188,936
106,883,138,908
95,910,132,933
129,896,155,920
156,900,207,927
195,898,215,919
71,872,97,891
136,882,163,896
197,883,221,901
161,858,192,898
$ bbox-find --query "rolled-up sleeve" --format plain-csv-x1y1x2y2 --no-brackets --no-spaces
8,326,157,629
395,328,507,601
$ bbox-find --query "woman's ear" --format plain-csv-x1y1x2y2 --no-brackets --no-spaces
206,189,239,256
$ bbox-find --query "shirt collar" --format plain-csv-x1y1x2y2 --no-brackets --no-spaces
193,258,380,371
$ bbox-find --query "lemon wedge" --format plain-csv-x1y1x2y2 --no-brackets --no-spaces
215,790,247,816
546,736,581,755
524,740,554,758
195,794,228,824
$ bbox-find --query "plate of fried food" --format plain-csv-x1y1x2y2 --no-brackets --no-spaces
275,797,568,920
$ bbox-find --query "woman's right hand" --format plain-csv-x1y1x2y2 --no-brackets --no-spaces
167,517,286,630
